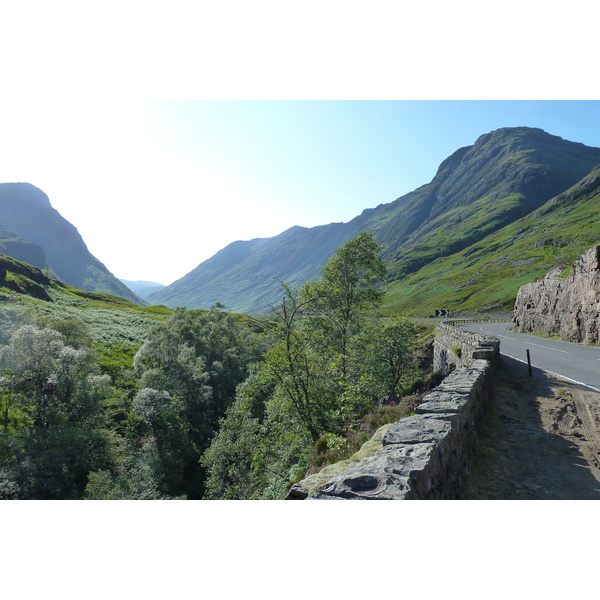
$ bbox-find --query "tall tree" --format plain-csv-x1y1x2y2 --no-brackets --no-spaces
301,231,387,381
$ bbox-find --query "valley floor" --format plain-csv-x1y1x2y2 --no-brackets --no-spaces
461,356,600,500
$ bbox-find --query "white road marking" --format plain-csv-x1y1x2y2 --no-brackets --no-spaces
526,341,569,354
501,353,600,392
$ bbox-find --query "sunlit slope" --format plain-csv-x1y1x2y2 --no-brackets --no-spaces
381,164,600,316
0,253,171,347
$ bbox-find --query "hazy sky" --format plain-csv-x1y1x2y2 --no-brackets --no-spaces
1,3,598,287
2,99,599,285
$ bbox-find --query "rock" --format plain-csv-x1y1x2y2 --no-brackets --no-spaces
514,244,600,344
310,443,437,500
284,484,309,500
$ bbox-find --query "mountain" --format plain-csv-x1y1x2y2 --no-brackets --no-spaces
382,163,600,315
0,182,145,305
0,226,48,271
119,279,166,299
149,127,600,314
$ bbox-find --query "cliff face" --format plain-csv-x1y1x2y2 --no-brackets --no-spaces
513,244,600,344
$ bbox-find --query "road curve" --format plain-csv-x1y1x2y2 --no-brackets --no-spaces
459,322,600,392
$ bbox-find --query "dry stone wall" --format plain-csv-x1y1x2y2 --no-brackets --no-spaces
433,322,500,373
286,324,499,500
514,244,600,344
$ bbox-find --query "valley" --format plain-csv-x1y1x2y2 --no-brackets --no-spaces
2,125,600,500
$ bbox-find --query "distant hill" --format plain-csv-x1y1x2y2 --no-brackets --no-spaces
119,279,166,299
0,182,145,305
149,127,600,314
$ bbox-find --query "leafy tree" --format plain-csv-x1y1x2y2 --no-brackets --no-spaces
130,308,269,498
47,316,94,350
263,282,336,441
201,374,265,500
0,325,112,499
345,317,418,412
301,230,387,380
263,232,388,439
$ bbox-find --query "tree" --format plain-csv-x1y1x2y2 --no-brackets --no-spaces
259,232,388,440
301,231,387,381
0,325,111,499
130,308,269,497
346,317,418,410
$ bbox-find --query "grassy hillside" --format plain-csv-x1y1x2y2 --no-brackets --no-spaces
381,164,600,316
0,254,172,355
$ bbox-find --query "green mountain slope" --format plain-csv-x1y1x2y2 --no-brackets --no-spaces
382,164,600,316
0,182,145,305
150,127,600,313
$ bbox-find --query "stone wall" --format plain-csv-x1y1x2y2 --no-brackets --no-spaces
433,322,500,373
286,323,499,500
514,244,600,344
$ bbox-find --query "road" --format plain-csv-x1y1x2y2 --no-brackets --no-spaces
459,321,600,392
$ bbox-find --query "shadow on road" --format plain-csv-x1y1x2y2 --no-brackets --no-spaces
461,355,600,500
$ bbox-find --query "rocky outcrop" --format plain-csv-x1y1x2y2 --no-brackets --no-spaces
513,244,600,344
0,254,53,301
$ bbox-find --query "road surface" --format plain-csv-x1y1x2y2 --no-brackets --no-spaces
459,321,600,392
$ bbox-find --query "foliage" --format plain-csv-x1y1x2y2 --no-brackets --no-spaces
202,232,424,499
116,307,270,498
305,393,424,475
1,232,426,500
0,324,112,499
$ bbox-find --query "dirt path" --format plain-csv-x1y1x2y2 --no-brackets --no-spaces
461,355,600,499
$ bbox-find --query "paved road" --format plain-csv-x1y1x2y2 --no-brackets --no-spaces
459,322,600,392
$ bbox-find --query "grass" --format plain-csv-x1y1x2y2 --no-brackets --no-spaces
381,173,600,317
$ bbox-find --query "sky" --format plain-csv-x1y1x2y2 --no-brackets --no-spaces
3,0,599,592
0,3,598,286
2,99,600,285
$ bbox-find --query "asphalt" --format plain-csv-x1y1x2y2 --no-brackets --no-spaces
459,321,600,392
